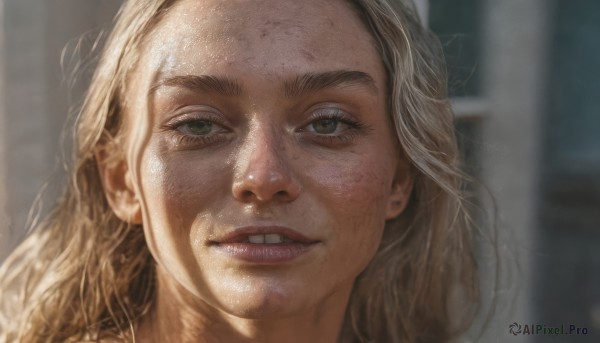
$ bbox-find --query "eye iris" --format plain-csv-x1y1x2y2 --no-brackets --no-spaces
187,121,212,135
312,119,338,134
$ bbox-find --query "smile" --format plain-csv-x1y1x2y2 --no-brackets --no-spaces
210,226,320,263
245,234,294,244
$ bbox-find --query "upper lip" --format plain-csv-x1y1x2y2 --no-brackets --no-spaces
211,226,319,244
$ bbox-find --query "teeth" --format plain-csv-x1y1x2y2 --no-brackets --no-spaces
245,234,285,244
248,234,265,244
265,234,283,244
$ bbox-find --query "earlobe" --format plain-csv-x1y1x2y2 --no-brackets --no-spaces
95,147,143,225
385,161,414,220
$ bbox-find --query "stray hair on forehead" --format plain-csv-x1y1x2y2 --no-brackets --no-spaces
0,1,482,342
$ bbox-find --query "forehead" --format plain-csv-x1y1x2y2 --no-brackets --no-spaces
139,0,383,80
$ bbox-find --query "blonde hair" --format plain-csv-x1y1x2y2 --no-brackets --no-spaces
0,0,478,342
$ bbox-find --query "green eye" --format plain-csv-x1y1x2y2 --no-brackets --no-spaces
184,120,213,135
311,118,339,134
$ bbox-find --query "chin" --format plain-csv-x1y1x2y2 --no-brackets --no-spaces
212,279,308,319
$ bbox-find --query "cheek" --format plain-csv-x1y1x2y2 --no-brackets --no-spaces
307,154,393,255
317,156,390,215
137,148,229,269
142,151,228,225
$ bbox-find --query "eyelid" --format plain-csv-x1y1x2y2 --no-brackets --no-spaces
159,110,233,149
160,107,229,131
300,106,365,131
292,105,370,149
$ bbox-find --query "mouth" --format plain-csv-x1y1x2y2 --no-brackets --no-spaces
210,226,319,245
209,226,320,264
237,233,296,244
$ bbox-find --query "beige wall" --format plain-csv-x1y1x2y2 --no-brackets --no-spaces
0,0,121,262
0,0,8,260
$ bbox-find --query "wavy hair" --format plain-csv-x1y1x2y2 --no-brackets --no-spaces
0,0,479,342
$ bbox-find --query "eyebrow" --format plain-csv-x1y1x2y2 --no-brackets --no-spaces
283,70,378,97
149,70,378,97
149,75,243,97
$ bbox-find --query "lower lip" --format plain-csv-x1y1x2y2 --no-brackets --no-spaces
213,243,316,264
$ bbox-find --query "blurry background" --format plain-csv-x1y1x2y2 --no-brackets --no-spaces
0,0,598,342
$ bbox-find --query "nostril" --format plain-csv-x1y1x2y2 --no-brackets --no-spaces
242,190,254,199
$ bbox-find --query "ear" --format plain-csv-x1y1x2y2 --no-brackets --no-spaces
386,158,414,220
95,147,142,224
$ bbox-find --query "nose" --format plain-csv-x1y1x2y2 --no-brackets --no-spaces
232,126,301,204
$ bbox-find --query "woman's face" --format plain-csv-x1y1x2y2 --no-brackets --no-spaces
119,0,411,319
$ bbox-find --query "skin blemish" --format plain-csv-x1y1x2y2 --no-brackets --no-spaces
301,50,316,61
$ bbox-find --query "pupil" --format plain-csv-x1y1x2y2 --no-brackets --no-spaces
189,121,212,135
313,119,338,134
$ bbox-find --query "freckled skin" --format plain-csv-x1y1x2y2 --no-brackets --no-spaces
121,0,410,341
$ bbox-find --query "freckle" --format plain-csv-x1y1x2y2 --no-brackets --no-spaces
353,173,364,184
302,50,315,61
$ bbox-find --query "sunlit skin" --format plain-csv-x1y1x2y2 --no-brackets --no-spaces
99,0,412,342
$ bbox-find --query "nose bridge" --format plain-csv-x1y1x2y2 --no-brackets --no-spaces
242,121,285,173
232,120,299,202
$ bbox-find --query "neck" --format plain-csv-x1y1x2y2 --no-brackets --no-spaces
136,266,352,343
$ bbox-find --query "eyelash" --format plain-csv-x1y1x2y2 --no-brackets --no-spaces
299,110,368,144
162,114,231,147
174,132,224,147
